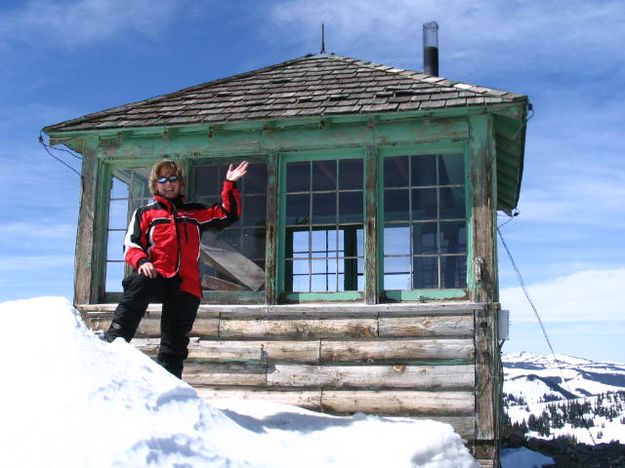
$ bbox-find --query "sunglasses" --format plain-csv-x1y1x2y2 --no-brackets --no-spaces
157,175,179,184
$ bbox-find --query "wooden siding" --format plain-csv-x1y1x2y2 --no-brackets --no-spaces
80,301,501,453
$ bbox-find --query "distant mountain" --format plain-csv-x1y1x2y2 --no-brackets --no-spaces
502,352,625,445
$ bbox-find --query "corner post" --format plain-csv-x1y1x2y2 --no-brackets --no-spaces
264,151,279,304
74,141,103,304
364,145,379,304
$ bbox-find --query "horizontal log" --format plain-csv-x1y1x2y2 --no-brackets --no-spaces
195,387,322,410
181,362,473,390
320,390,474,416
77,302,488,320
219,319,378,339
183,362,266,386
320,338,474,362
138,337,473,364
267,364,474,389
188,340,321,363
379,316,473,337
82,307,220,338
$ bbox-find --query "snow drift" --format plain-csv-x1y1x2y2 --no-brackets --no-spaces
0,297,478,467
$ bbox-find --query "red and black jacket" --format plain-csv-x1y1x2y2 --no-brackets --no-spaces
123,180,240,298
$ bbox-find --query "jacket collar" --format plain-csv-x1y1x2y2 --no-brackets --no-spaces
154,195,184,211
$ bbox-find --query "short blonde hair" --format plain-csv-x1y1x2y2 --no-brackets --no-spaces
149,159,185,195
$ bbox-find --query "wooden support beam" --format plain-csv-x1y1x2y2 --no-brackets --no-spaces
74,147,100,304
219,318,378,340
320,390,474,416
364,145,379,304
264,151,279,304
468,114,498,303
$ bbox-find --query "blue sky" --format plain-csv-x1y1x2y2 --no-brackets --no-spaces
1,0,624,362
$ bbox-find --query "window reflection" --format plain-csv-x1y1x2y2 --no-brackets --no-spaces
383,153,467,290
105,167,151,294
284,157,364,294
194,159,267,292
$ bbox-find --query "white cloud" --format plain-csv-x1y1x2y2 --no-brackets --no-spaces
500,268,625,323
0,0,182,48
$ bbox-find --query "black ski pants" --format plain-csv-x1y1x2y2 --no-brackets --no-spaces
106,272,200,379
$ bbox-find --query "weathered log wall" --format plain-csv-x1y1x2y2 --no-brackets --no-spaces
80,301,501,451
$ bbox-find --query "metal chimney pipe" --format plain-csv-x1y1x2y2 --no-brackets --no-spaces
423,21,439,76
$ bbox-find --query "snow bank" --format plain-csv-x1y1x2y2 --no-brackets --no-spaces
0,297,478,467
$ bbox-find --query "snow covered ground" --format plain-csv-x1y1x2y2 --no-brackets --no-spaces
503,351,625,445
0,297,482,468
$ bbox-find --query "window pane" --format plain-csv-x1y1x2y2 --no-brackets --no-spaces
242,228,266,261
413,256,438,289
312,259,338,274
291,230,309,256
312,160,336,191
412,188,437,220
312,192,336,224
440,221,466,254
287,161,309,192
311,274,334,292
286,194,310,225
218,228,241,250
412,222,437,254
107,230,125,261
105,262,125,293
109,199,130,230
384,189,409,221
338,191,363,223
356,229,364,256
384,226,410,255
384,273,411,290
384,156,409,187
440,187,465,219
244,162,268,193
411,154,436,187
292,274,310,292
311,229,338,257
110,177,129,199
339,159,363,190
243,195,266,225
439,153,464,185
195,165,220,197
384,256,410,273
441,256,467,288
292,259,310,275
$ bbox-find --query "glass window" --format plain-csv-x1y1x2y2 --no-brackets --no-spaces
383,153,467,290
105,167,152,293
193,160,267,292
284,158,364,293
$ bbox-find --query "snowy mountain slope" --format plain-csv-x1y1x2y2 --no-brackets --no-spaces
503,352,625,444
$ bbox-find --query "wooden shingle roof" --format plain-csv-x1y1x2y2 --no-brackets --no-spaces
44,54,527,133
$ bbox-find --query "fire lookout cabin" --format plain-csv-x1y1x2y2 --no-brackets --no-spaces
43,54,528,467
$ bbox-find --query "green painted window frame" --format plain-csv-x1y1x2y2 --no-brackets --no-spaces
377,143,471,301
278,148,366,302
